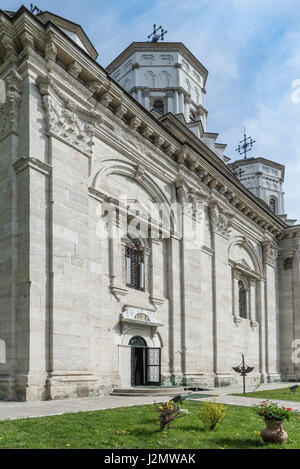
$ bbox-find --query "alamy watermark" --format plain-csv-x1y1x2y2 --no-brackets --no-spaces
95,196,205,250
291,339,300,364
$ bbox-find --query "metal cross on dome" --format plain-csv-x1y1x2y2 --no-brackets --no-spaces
148,24,168,42
235,127,256,159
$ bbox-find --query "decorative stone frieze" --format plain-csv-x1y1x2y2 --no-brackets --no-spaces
0,70,23,142
36,75,101,157
209,201,234,239
120,307,164,328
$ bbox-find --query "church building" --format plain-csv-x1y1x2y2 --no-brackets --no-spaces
0,6,299,401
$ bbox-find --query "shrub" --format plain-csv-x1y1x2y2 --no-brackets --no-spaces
155,400,180,430
199,397,227,431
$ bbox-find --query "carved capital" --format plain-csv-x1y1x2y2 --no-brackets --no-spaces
262,241,278,268
0,70,23,141
209,201,233,239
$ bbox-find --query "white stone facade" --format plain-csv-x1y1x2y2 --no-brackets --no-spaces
0,7,299,401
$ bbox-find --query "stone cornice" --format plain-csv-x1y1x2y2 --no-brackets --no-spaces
14,157,52,176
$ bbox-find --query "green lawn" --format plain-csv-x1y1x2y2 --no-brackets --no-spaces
0,401,300,449
235,387,300,402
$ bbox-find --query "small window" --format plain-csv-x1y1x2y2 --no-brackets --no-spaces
239,280,247,319
269,197,276,214
125,236,144,291
153,100,164,114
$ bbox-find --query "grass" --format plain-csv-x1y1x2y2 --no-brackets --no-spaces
234,387,300,402
0,401,300,449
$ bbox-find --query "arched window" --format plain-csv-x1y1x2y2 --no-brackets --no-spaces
153,100,164,114
238,280,247,319
269,197,276,214
129,336,147,347
125,237,144,291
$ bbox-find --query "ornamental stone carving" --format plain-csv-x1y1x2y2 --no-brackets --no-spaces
262,241,278,268
36,76,101,157
209,201,234,239
0,70,22,142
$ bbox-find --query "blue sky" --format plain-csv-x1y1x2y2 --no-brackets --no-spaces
3,0,300,220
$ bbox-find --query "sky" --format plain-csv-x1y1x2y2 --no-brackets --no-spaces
3,0,300,220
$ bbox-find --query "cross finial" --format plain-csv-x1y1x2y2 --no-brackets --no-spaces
235,127,256,159
148,24,168,42
30,4,43,15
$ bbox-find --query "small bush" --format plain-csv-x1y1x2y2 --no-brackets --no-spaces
155,400,180,430
199,397,227,431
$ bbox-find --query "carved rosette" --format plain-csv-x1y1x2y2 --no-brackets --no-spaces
263,241,279,268
36,76,101,157
0,70,23,142
209,201,233,239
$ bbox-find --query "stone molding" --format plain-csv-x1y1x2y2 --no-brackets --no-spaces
14,157,52,176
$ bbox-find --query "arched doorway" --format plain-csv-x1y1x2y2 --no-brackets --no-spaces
129,336,161,386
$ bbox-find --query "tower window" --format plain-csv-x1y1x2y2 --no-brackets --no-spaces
125,237,144,291
269,197,276,214
238,280,247,319
153,100,164,114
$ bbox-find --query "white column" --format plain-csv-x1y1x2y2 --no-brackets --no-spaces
249,279,256,322
167,91,174,114
179,92,185,115
143,89,150,110
184,98,190,121
174,91,179,114
137,89,142,104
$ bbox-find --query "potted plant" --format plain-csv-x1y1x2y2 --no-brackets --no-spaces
253,401,295,445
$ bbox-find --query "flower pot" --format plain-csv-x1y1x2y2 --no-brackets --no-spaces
261,420,288,445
